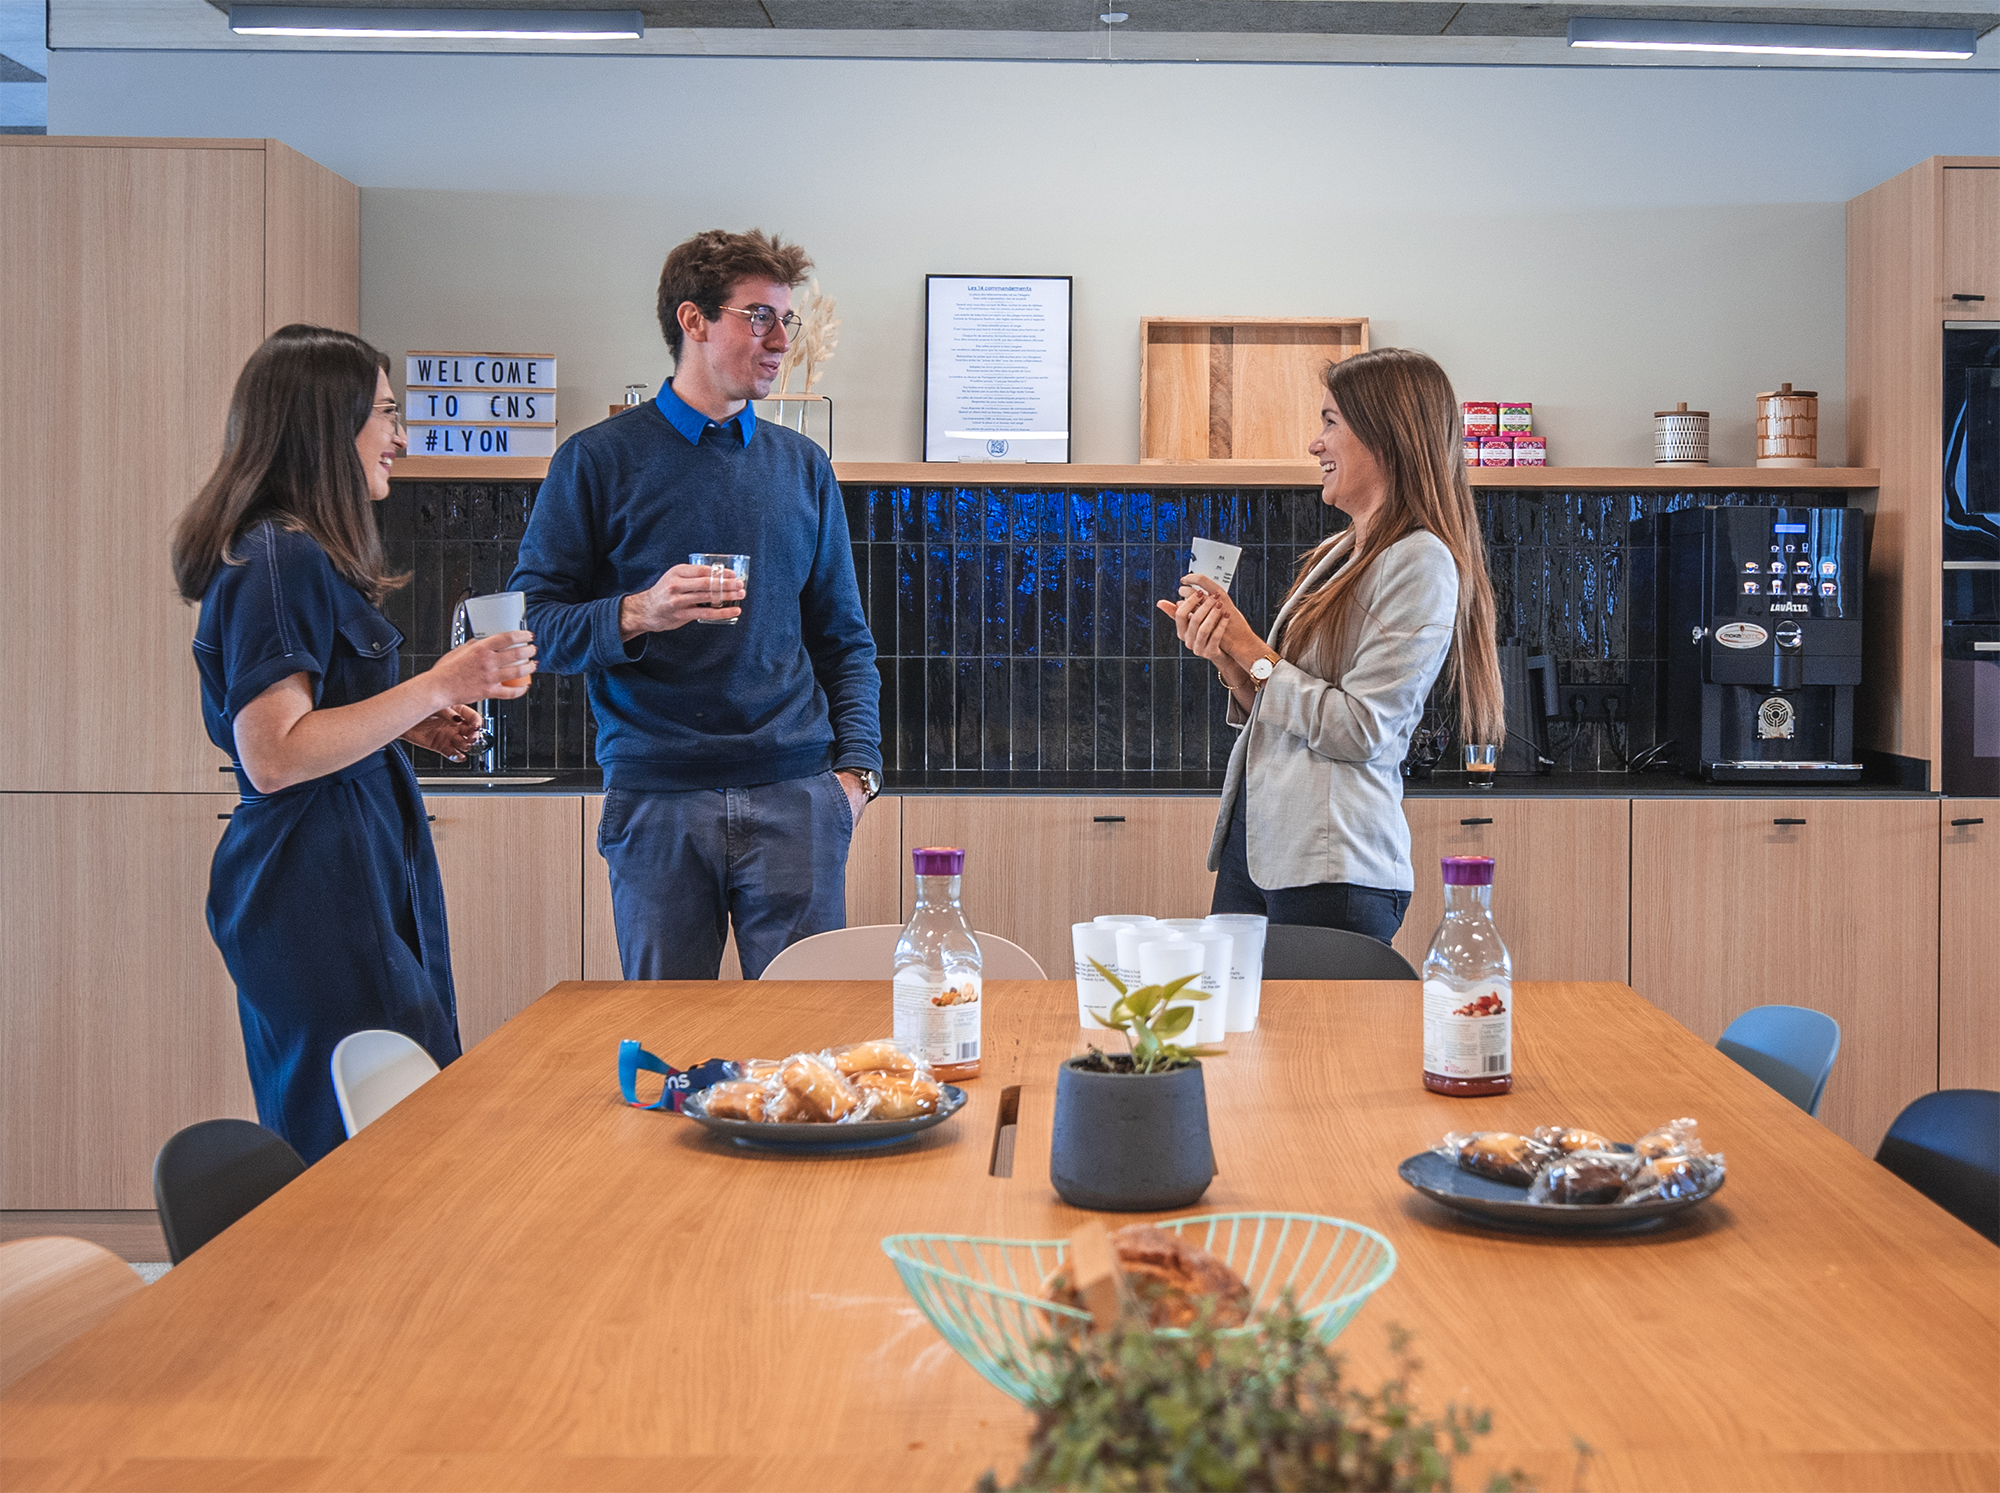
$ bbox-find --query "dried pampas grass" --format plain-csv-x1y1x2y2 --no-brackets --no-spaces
776,280,840,396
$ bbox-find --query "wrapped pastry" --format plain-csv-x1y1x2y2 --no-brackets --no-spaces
1046,1224,1251,1330
778,1053,863,1122
1440,1131,1557,1187
831,1040,924,1078
1528,1149,1643,1205
850,1070,943,1120
1632,1118,1699,1160
736,1058,782,1082
761,1086,815,1125
701,1080,771,1123
1534,1124,1615,1156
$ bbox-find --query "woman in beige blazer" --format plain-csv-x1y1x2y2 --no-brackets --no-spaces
1159,348,1504,942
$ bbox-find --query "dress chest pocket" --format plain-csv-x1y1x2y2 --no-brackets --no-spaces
337,611,404,662
330,610,405,703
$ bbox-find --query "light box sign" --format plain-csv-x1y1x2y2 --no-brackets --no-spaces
407,424,557,458
407,354,556,389
406,388,556,425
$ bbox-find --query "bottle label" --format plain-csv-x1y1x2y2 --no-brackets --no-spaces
892,969,982,1067
1422,978,1511,1080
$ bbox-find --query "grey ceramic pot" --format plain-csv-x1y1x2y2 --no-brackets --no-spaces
1049,1057,1216,1212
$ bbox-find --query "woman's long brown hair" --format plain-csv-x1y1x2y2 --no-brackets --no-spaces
1276,347,1505,746
171,324,404,605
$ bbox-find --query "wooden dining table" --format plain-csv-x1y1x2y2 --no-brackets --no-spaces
2,978,1995,1493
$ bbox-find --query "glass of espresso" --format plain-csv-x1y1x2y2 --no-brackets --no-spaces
1463,742,1498,787
689,553,750,624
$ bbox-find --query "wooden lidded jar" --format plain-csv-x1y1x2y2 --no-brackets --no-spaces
1654,402,1710,465
1756,382,1818,468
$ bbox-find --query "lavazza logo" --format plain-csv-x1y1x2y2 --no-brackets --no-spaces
1768,602,1811,613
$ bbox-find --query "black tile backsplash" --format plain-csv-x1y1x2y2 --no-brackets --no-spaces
382,478,1851,783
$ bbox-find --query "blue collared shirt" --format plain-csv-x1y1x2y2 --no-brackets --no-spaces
654,380,756,448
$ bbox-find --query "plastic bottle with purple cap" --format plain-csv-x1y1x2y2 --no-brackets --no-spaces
892,846,982,1082
1421,855,1513,1096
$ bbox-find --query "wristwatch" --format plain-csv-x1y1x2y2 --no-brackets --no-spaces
1248,656,1278,688
854,767,883,802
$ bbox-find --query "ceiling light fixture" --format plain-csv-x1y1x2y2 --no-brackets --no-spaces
1567,15,1975,59
228,6,645,40
1099,11,1128,21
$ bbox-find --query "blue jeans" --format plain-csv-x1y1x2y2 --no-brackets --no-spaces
1210,798,1410,945
598,772,854,980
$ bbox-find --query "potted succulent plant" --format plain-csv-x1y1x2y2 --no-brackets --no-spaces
1048,966,1223,1211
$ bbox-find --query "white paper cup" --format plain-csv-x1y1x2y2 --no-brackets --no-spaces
1188,537,1242,592
1112,923,1161,988
1185,930,1235,1044
1138,937,1206,1037
1072,921,1121,1027
461,590,525,638
1203,913,1268,1032
1157,918,1211,934
1092,914,1158,926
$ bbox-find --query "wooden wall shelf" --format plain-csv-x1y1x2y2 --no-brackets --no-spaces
392,457,1882,490
1140,317,1369,463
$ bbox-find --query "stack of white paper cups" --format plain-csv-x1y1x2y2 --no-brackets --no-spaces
1202,913,1269,1032
1070,921,1121,1026
1137,936,1207,1042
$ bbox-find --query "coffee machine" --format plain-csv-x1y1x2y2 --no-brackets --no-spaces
1633,505,1864,783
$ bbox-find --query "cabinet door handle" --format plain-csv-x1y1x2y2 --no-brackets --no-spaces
1952,293,1987,302
1092,815,1126,823
1773,817,1807,826
217,813,232,820
1460,816,1493,826
1951,817,1985,827
427,814,437,823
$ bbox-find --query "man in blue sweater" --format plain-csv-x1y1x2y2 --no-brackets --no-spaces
510,229,882,979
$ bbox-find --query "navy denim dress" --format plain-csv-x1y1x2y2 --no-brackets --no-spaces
193,521,460,1163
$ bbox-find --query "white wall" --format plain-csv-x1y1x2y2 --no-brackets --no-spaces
51,51,2000,464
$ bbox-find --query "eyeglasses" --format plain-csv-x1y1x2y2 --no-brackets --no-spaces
714,304,803,339
372,401,407,438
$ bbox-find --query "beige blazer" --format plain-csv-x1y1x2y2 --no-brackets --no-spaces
1208,528,1458,893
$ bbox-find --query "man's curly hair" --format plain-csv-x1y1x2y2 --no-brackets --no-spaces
655,229,813,360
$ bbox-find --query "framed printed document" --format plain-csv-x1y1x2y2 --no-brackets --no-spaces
923,275,1072,462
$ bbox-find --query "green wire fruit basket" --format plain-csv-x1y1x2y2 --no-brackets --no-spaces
880,1211,1396,1405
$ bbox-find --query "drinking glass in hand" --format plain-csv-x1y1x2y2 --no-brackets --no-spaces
689,553,750,625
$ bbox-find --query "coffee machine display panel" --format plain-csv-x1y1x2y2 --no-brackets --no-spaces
1650,506,1864,784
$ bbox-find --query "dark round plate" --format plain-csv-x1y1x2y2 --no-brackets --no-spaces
1397,1150,1724,1234
681,1084,968,1152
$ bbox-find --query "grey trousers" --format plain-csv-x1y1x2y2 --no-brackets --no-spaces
598,771,854,980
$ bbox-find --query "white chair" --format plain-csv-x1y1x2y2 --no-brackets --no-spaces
331,1030,441,1137
0,1236,145,1390
759,924,1047,980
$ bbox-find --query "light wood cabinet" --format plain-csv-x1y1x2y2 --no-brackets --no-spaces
1939,804,1999,1092
1630,798,1940,1156
424,795,583,1049
581,793,905,981
1942,165,2000,310
1394,797,1630,982
0,795,251,1209
898,796,1220,981
0,138,358,795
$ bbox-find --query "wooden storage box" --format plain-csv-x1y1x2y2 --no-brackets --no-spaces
1140,317,1368,462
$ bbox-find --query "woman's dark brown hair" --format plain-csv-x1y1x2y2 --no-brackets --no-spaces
171,324,403,605
1277,347,1506,746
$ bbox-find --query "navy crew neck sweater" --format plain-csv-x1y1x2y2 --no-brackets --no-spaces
509,401,881,792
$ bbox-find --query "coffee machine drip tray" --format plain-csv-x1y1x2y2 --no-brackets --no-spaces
1708,759,1864,783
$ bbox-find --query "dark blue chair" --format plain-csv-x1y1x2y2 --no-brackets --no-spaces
1716,1004,1841,1116
1876,1090,2000,1245
153,1119,305,1265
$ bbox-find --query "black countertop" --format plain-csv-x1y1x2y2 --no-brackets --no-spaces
414,769,1942,800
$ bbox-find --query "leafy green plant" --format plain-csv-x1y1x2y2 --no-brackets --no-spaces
1083,962,1226,1075
979,1301,1527,1493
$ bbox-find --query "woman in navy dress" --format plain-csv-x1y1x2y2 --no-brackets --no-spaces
171,325,536,1163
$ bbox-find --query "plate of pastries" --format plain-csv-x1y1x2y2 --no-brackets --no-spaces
683,1039,966,1151
1397,1119,1726,1232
